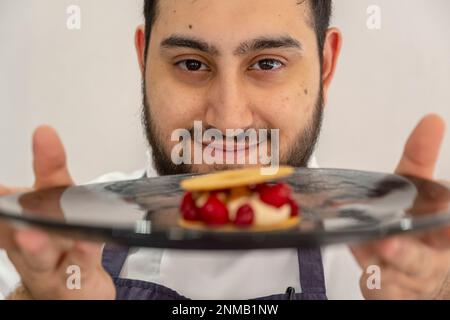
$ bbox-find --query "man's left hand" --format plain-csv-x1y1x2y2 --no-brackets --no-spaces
351,114,450,299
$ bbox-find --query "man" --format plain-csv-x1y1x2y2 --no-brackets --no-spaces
1,0,450,299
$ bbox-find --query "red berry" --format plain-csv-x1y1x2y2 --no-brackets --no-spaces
288,199,300,217
234,204,254,227
252,183,268,193
259,183,292,208
181,192,200,221
200,195,229,226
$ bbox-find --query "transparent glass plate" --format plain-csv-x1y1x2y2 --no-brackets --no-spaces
0,168,449,249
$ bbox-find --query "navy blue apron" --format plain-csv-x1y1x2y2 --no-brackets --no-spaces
102,245,327,300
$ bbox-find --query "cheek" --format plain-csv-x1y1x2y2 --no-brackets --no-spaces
146,70,205,139
254,83,318,130
253,52,321,128
252,83,320,155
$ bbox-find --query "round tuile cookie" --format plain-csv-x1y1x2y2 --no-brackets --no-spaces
180,166,295,192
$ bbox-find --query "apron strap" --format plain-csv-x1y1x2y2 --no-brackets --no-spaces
102,244,130,278
297,247,326,294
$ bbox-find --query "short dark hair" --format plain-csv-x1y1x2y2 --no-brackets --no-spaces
143,0,332,61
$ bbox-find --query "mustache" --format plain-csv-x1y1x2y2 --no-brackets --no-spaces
186,125,274,144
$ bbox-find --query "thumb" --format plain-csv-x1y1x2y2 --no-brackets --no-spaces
395,114,446,180
32,126,74,189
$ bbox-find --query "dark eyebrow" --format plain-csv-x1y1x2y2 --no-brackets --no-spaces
234,36,302,55
160,34,302,57
160,35,219,56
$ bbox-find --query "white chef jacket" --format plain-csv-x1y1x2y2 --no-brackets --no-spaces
0,156,363,300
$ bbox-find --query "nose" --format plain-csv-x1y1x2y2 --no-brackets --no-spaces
204,71,254,133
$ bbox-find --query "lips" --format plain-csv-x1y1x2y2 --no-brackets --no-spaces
202,141,259,152
196,136,268,152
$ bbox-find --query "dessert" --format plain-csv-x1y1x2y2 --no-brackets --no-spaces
179,166,300,231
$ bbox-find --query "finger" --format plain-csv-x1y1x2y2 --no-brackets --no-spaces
395,114,446,180
350,243,379,269
12,228,72,273
438,180,450,189
32,126,74,190
405,178,450,248
374,237,434,276
0,185,30,196
0,222,15,250
421,226,450,249
360,267,423,300
69,241,103,269
0,186,27,250
0,185,11,195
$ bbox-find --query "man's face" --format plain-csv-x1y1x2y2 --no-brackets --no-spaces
139,0,337,175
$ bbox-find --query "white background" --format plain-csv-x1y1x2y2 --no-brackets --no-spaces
0,0,449,186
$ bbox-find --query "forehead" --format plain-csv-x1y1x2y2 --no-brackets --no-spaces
152,0,314,47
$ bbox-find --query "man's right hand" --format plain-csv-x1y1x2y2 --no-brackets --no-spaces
0,126,115,299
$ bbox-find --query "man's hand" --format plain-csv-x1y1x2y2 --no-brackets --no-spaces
351,114,450,299
0,126,115,300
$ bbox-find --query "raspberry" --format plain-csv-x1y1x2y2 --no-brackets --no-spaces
252,183,268,193
181,192,200,221
259,183,291,208
288,199,300,217
234,204,254,227
200,195,229,225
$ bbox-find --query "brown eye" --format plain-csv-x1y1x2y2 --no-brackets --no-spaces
177,59,209,72
250,59,284,71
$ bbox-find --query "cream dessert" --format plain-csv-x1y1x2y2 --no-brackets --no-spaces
179,167,300,230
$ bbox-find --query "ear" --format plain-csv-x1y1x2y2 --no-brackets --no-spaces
134,24,146,76
321,28,343,105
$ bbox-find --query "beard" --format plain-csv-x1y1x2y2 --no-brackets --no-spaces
141,81,324,176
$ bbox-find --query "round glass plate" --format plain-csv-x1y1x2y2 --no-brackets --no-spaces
0,168,449,249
